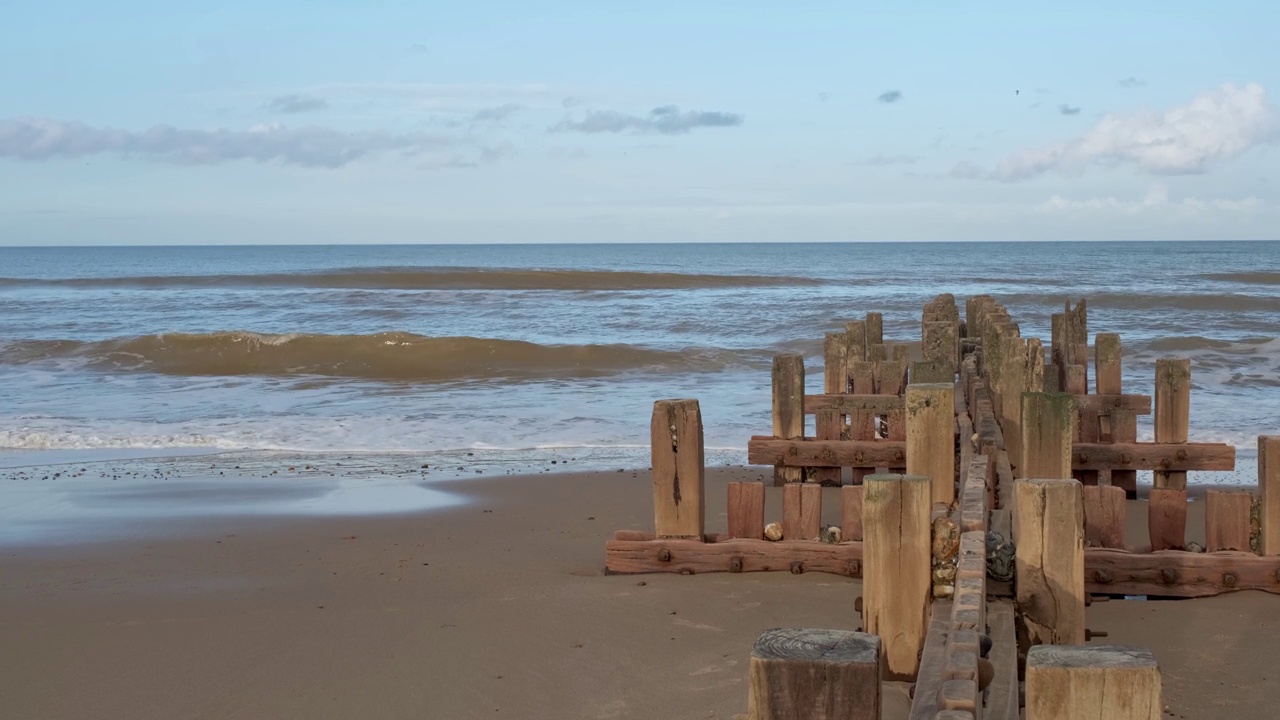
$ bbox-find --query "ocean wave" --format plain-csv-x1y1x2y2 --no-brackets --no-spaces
0,332,761,381
0,267,827,291
1199,272,1280,285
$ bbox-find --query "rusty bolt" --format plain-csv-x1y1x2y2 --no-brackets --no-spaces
657,548,672,562
1121,453,1133,464
729,556,744,573
790,561,805,575
847,560,861,576
1273,568,1280,583
1160,568,1177,585
1223,572,1238,588
854,596,863,613
1094,569,1114,584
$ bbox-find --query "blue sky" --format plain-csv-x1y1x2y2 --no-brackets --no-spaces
1,0,1277,244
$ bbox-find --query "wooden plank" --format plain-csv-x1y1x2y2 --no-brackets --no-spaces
1085,548,1280,597
816,334,851,486
1071,442,1235,471
1262,436,1280,555
824,332,850,395
813,409,843,485
1020,392,1075,479
804,394,905,414
841,485,864,542
1015,478,1085,645
1205,489,1253,553
727,482,765,540
911,360,955,385
907,601,953,720
772,354,805,485
865,312,883,348
1082,485,1126,549
783,483,822,541
906,383,956,506
1110,405,1138,498
651,399,705,538
983,601,1019,720
748,437,906,468
1094,333,1123,395
876,359,907,396
924,320,959,371
846,320,868,362
863,473,931,680
604,537,863,576
1026,645,1160,720
747,629,881,720
1154,358,1191,489
1063,364,1086,396
1072,393,1151,415
849,361,877,485
1148,488,1187,551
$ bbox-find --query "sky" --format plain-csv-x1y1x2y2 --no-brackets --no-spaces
1,0,1278,245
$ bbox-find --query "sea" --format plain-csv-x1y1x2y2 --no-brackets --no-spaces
1,241,1277,494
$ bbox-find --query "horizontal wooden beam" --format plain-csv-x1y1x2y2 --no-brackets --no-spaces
605,536,863,576
805,393,904,414
1072,442,1235,471
748,437,907,468
1073,394,1152,415
1085,548,1280,597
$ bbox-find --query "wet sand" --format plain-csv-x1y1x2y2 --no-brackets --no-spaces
1,467,1277,719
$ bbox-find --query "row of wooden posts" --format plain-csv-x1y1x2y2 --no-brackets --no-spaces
604,293,1277,719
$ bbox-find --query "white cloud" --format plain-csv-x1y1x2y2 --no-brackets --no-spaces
994,82,1278,181
551,106,744,135
0,116,493,169
1035,184,1263,215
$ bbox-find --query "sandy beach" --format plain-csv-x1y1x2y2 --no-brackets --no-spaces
1,462,1276,719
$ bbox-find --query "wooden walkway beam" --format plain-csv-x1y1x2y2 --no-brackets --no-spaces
1071,442,1235,471
748,437,905,468
604,535,863,576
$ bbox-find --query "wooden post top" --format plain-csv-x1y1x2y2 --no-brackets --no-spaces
751,628,881,664
1027,645,1157,670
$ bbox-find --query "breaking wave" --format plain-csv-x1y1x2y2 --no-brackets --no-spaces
0,332,760,382
0,267,827,291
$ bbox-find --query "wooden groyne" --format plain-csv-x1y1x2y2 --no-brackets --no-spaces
604,294,1277,719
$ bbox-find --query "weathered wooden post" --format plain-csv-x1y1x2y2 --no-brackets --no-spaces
863,473,931,680
746,628,882,720
727,482,765,540
782,483,821,541
814,332,848,486
841,485,864,541
651,399,705,539
772,354,805,486
905,383,956,505
923,320,958,372
849,359,875,485
1082,485,1126,549
865,311,883,348
1025,645,1161,720
1020,392,1075,480
1261,436,1280,555
1097,333,1137,495
1148,487,1187,551
1205,490,1253,552
1015,478,1085,645
1154,358,1191,490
